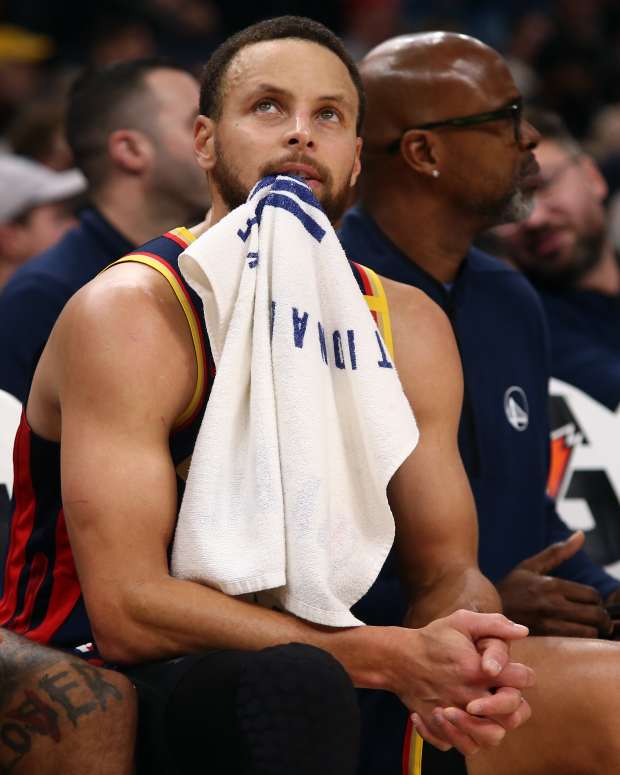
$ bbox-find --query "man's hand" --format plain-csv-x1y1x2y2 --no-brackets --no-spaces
390,610,534,755
497,531,612,638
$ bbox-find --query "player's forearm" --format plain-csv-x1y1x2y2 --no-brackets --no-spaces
92,575,396,690
404,566,502,628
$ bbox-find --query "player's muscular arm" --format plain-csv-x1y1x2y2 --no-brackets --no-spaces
380,281,534,752
48,266,533,755
51,267,398,668
382,279,501,625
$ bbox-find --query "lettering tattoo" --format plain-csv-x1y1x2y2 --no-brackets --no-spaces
71,663,122,712
7,690,60,742
0,632,125,771
38,671,97,727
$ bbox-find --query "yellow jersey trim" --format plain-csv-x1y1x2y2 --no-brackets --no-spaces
109,250,205,430
359,264,395,360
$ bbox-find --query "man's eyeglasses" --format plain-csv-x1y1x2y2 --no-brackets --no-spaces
385,99,524,154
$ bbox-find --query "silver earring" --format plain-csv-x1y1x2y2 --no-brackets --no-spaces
432,169,440,178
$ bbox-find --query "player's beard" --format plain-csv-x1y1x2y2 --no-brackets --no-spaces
212,137,353,224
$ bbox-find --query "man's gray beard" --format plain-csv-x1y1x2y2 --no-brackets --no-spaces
496,188,535,226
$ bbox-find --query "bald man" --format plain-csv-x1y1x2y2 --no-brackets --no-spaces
340,32,620,775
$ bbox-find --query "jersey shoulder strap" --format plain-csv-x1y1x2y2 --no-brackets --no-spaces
349,261,395,359
103,227,207,428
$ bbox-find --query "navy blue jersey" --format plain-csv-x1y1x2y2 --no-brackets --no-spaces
1,225,385,658
0,228,215,655
339,206,619,598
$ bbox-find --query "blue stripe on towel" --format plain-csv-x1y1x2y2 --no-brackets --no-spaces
264,193,325,242
238,176,325,243
271,178,321,210
249,176,277,198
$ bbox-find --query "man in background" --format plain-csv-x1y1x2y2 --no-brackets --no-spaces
496,109,620,409
0,57,209,404
492,109,620,579
0,153,84,289
339,30,620,775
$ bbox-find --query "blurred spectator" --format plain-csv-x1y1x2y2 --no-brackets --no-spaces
587,104,620,162
0,58,209,403
147,0,223,68
494,109,620,409
0,154,85,288
0,24,53,134
503,11,555,99
342,0,403,60
89,15,157,66
6,92,75,170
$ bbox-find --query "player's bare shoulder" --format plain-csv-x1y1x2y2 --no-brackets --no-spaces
378,273,463,412
380,275,456,357
31,261,198,440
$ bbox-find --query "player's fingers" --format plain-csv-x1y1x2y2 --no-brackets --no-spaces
492,696,532,731
439,707,506,753
466,686,522,717
410,712,453,752
492,661,536,690
451,610,529,642
478,637,509,677
426,708,483,757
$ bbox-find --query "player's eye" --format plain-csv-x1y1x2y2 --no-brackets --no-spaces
318,107,340,122
254,99,279,114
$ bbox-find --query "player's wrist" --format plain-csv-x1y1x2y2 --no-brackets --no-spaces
325,624,408,693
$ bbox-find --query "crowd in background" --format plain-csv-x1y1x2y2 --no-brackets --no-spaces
2,8,620,772
5,1,620,149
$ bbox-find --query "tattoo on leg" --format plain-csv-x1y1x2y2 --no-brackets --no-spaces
0,635,63,713
0,632,126,771
38,671,97,727
72,663,122,711
0,723,31,773
7,690,60,742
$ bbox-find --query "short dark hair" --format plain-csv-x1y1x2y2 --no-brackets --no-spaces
66,58,188,190
526,107,581,155
199,16,365,134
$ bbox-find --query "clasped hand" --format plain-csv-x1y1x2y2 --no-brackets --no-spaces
398,609,534,757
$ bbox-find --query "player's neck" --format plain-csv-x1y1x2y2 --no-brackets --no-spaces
363,190,476,284
578,242,620,296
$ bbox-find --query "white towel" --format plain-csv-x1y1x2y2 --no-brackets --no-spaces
171,175,419,626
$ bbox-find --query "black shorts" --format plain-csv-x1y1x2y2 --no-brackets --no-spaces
122,651,466,775
121,653,207,775
121,644,360,775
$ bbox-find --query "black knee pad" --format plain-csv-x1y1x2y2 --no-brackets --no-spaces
237,643,360,775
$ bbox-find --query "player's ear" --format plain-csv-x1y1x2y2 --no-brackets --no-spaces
350,137,363,187
194,115,216,172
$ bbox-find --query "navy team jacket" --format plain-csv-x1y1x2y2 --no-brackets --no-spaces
339,206,619,617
